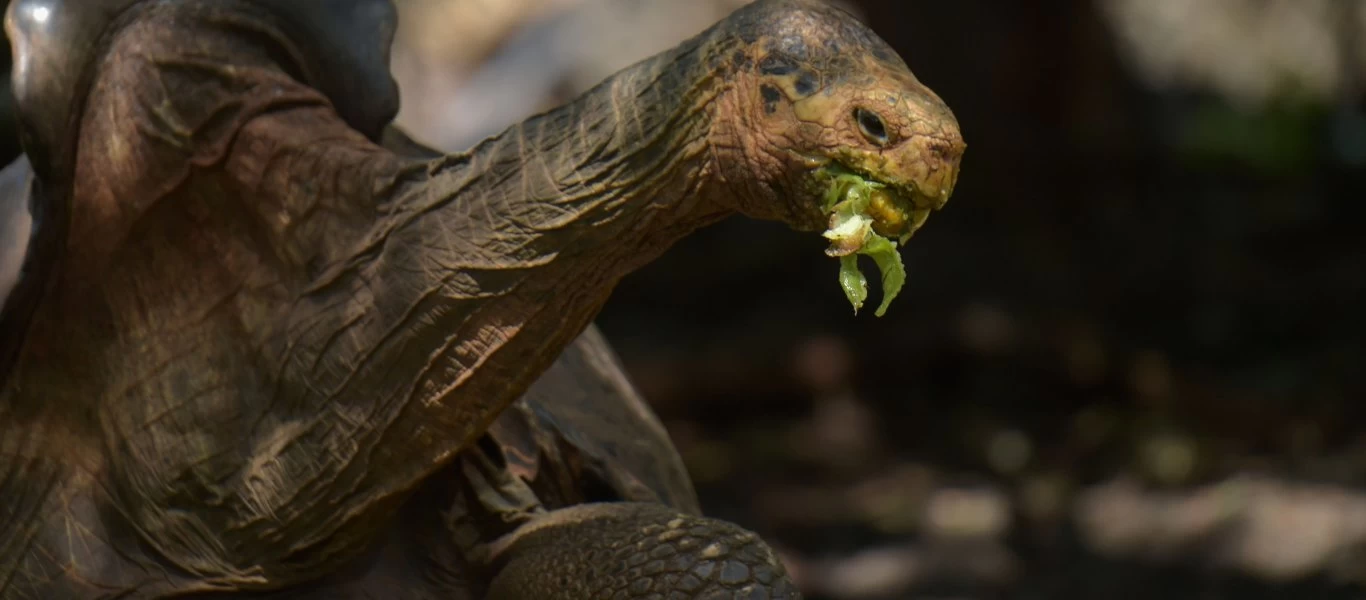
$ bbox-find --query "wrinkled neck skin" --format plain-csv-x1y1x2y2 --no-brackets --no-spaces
286,17,736,451
381,37,731,287
0,1,741,594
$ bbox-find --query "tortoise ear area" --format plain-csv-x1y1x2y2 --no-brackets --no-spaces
746,53,822,115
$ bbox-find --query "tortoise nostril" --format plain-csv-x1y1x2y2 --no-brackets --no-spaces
927,134,966,163
929,141,951,160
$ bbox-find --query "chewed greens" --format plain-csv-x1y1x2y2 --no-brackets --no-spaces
818,169,912,317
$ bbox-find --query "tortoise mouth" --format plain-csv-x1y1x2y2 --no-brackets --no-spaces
861,179,932,241
808,159,936,242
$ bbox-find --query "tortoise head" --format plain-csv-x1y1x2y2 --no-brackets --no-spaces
712,0,965,234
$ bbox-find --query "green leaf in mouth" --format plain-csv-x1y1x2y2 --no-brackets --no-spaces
818,167,909,317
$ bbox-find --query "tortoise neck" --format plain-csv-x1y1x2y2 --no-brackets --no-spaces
410,34,735,263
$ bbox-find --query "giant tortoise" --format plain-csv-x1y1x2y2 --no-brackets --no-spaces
0,0,964,597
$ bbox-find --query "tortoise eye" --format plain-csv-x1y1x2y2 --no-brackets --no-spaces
854,107,890,146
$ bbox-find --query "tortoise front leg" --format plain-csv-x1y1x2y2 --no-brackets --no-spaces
487,503,800,599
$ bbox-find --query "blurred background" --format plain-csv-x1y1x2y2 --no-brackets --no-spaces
4,0,1366,598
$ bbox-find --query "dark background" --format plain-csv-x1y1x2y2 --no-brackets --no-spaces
3,1,1364,598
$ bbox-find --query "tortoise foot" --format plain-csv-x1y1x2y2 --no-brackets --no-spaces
488,502,801,599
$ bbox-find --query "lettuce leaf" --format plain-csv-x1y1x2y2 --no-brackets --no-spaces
819,169,909,317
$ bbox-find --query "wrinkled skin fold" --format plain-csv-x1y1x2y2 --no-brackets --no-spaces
0,0,963,597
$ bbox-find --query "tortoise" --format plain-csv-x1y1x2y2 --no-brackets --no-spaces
0,0,965,597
